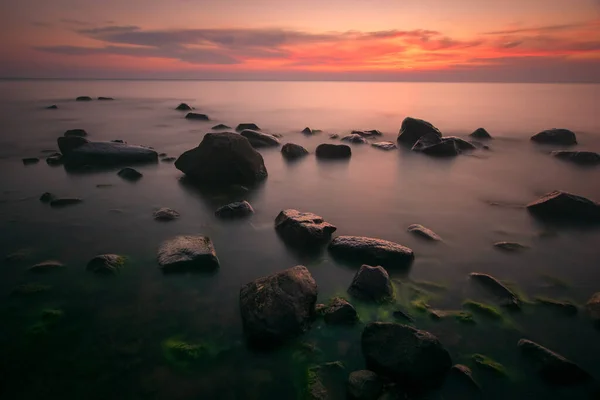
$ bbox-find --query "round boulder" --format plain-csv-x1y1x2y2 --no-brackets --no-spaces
531,129,577,145
281,143,309,160
316,143,351,159
348,265,394,302
397,117,442,146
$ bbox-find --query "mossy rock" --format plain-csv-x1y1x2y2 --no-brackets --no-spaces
463,300,503,320
471,354,506,376
162,337,226,370
430,309,475,324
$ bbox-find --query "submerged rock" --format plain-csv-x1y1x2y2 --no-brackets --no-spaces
531,129,577,145
97,96,114,100
275,209,336,247
526,190,600,222
352,130,382,137
175,132,268,186
316,143,351,159
175,103,193,111
535,297,578,315
281,143,309,160
470,128,492,139
185,112,209,120
212,124,231,130
347,370,384,400
341,134,369,144
348,265,394,302
586,292,600,320
371,142,396,151
76,96,92,101
239,265,317,346
117,167,143,181
323,297,358,325
87,254,125,274
362,322,452,388
397,117,442,146
29,260,64,273
46,105,58,109
157,235,220,273
329,134,339,139
494,242,529,252
64,129,88,137
518,339,591,384
22,157,39,165
39,192,55,203
58,137,158,167
49,198,83,208
329,236,414,269
407,224,441,241
236,123,260,132
469,273,520,309
552,151,600,166
302,127,313,135
153,207,180,221
240,129,280,148
215,201,254,218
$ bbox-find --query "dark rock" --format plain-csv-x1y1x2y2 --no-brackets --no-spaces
407,224,441,241
215,201,254,218
535,297,578,315
518,339,591,385
64,129,88,137
185,112,210,120
586,292,600,320
46,105,58,109
29,260,64,273
469,273,520,309
212,124,231,130
397,117,442,146
361,322,452,388
239,265,317,346
176,103,193,111
111,139,125,143
117,167,143,181
76,96,92,101
329,134,339,139
153,207,180,221
275,209,336,247
494,241,529,252
97,97,114,100
329,236,414,269
161,157,176,163
158,153,167,157
39,192,55,203
22,157,39,165
281,143,309,160
57,136,89,154
347,370,383,400
157,235,220,273
236,123,260,132
342,134,368,144
531,129,577,145
323,297,358,325
352,130,382,137
49,198,83,207
470,128,492,139
348,265,394,302
58,137,158,167
411,132,442,151
392,309,415,323
315,143,351,159
371,142,396,151
87,254,125,274
443,136,477,151
175,132,268,186
442,365,483,400
526,190,600,222
302,127,313,135
552,151,600,166
240,129,280,148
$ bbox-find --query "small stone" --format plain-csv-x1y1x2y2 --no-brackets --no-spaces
275,209,336,246
302,127,313,135
236,123,261,132
46,154,63,165
470,128,492,139
117,167,143,181
371,142,396,151
29,260,64,273
586,292,600,320
46,105,58,109
176,103,193,111
87,254,125,274
348,265,394,302
392,309,415,322
329,134,339,139
341,134,368,144
158,153,167,157
97,97,114,100
153,207,180,221
316,143,351,159
407,224,441,241
281,143,309,160
469,273,520,309
161,157,176,162
215,201,254,218
22,157,39,165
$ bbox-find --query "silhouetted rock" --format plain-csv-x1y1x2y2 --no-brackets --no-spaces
494,242,528,252
39,192,55,203
323,297,359,325
58,137,158,167
552,151,600,166
281,143,309,160
397,117,442,146
215,201,254,218
185,112,210,121
469,272,520,309
240,265,317,346
240,129,280,148
111,139,125,143
117,167,143,181
275,209,336,247
175,103,193,111
535,297,578,315
64,129,88,137
342,134,369,144
371,142,396,151
46,105,58,109
316,143,351,159
586,292,600,320
329,134,339,139
347,370,384,400
212,124,231,130
411,133,442,151
329,236,414,269
97,97,114,100
531,129,577,145
153,207,180,221
470,128,492,139
175,132,268,186
76,96,92,101
157,235,219,273
49,198,83,208
348,265,394,302
87,254,125,274
236,123,260,132
302,127,313,135
407,224,441,241
22,157,39,165
527,190,600,222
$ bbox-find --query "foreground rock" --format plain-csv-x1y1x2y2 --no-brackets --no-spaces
316,143,351,159
323,297,358,325
236,123,260,132
552,151,600,166
470,128,492,139
469,273,520,308
58,136,158,167
157,235,220,273
586,293,600,320
215,201,254,218
329,236,414,269
348,265,394,302
281,143,309,160
49,198,83,208
275,209,336,247
240,129,280,148
29,260,64,273
87,254,125,274
22,157,39,165
117,167,143,181
175,103,193,111
397,117,442,146
347,370,383,400
239,265,317,346
212,124,231,130
341,134,368,144
442,365,482,400
362,322,452,388
531,129,577,145
407,224,441,241
76,96,92,101
185,112,209,120
526,190,600,222
414,135,459,157
518,339,591,384
153,207,180,221
175,132,268,186
64,129,88,137
371,142,396,151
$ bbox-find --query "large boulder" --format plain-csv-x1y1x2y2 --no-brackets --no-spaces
58,137,158,167
552,151,600,166
469,273,520,309
275,209,336,247
470,128,492,139
361,322,452,388
526,190,600,222
240,129,280,148
329,236,414,269
586,292,600,320
281,143,309,160
347,370,384,400
236,123,260,132
397,117,442,146
341,134,368,144
531,129,577,145
348,265,394,302
315,144,351,159
157,235,220,273
175,132,268,186
239,265,317,345
518,339,591,385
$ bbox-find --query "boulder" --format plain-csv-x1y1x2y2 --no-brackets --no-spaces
526,190,600,222
215,201,254,218
76,96,92,101
236,123,260,132
531,129,577,145
97,97,114,100
281,143,309,160
407,224,441,241
348,265,394,302
239,265,317,345
176,103,193,111
49,198,83,208
315,144,351,159
328,236,414,269
240,129,280,148
586,292,600,320
39,192,55,203
470,128,492,139
87,254,125,274
46,105,58,109
552,151,600,166
275,209,336,247
347,370,384,400
58,137,158,168
22,157,39,165
469,273,520,309
442,365,482,400
397,117,442,146
342,134,369,144
153,207,180,221
352,130,382,137
518,339,591,384
174,132,268,186
361,322,452,388
117,167,143,181
212,124,231,130
371,142,396,151
157,235,220,273
185,112,210,121
411,132,442,152
29,260,64,273
323,297,358,325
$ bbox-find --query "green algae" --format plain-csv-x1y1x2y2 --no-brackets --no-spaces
463,300,503,320
162,337,226,370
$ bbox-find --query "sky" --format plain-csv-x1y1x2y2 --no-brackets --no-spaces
1,0,600,82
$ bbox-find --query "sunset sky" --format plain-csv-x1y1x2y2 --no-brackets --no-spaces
2,0,600,81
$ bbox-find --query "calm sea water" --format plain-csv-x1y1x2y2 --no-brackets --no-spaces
1,80,599,399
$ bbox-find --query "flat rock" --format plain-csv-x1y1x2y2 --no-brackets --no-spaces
76,96,92,101
97,97,114,100
531,129,577,145
176,103,193,111
240,129,280,148
236,123,260,132
494,242,529,252
362,322,452,388
157,235,220,273
470,128,492,139
371,142,396,151
348,265,394,302
552,151,600,166
397,117,442,146
341,134,368,144
469,273,520,309
215,201,254,218
586,292,600,320
329,236,414,269
87,254,125,274
281,143,309,160
323,297,358,325
526,190,600,222
212,124,231,130
407,224,441,241
239,265,317,346
153,207,180,221
64,129,87,137
118,167,143,181
22,157,39,165
275,209,336,246
58,137,158,167
49,198,83,208
347,370,383,400
185,112,209,120
29,260,64,273
315,143,351,159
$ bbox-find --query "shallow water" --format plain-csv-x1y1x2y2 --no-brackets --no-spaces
1,80,600,399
